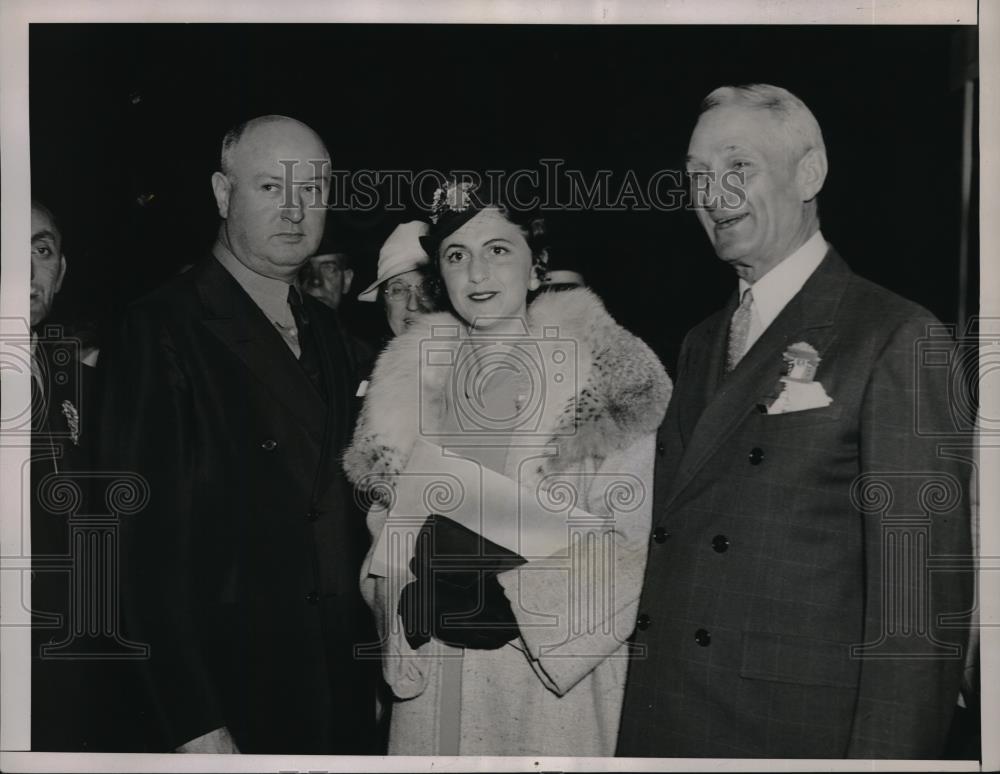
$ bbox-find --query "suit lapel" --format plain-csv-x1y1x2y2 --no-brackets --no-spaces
195,257,327,437
309,296,351,451
681,299,733,443
662,249,851,512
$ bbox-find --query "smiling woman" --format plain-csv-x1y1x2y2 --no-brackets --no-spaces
434,209,540,332
344,176,673,756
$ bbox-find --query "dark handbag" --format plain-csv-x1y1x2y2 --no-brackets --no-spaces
398,514,527,650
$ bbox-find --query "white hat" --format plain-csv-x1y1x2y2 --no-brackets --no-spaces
358,221,431,302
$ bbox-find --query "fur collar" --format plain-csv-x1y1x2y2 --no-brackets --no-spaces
343,288,671,487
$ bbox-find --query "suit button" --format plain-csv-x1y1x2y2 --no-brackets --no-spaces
748,447,764,465
261,439,278,451
712,534,730,553
637,613,651,631
652,527,670,544
695,628,711,646
306,591,319,604
307,509,320,523
656,441,666,455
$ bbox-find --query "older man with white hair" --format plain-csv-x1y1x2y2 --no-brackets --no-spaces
617,84,972,759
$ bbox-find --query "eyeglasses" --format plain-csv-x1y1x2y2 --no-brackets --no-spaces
383,282,432,303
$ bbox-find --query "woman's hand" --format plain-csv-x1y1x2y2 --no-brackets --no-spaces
398,570,520,650
396,515,525,650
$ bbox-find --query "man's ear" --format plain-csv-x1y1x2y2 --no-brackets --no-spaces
55,254,67,294
343,268,354,294
211,172,232,218
796,147,828,202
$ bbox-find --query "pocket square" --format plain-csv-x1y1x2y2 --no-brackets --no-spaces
766,377,833,415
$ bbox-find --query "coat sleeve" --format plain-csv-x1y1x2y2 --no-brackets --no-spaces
358,505,433,700
496,433,656,696
848,316,973,757
98,306,226,750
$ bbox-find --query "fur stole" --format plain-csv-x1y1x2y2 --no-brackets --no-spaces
343,287,671,488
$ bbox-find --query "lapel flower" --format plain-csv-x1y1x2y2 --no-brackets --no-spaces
61,399,80,445
783,341,821,382
759,341,833,415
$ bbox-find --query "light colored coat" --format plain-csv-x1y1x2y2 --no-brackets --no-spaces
344,288,671,756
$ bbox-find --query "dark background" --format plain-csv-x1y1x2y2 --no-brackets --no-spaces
29,23,979,372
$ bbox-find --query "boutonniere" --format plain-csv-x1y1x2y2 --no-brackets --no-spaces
60,399,80,445
759,342,833,415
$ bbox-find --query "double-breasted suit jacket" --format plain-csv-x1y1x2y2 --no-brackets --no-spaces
100,256,378,753
617,249,972,758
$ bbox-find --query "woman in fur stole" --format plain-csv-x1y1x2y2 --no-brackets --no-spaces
343,178,672,756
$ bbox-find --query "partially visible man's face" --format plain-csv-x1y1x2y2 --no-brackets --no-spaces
30,205,66,327
686,105,812,282
212,119,331,281
301,253,354,310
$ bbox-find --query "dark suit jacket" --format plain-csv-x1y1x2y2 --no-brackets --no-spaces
30,333,150,753
617,249,972,758
99,256,378,753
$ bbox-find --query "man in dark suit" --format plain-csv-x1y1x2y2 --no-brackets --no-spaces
29,200,100,750
100,115,378,753
617,84,973,758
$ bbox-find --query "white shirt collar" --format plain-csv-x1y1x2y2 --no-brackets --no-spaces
739,230,828,332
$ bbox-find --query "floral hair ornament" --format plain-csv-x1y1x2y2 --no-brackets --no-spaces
430,178,478,224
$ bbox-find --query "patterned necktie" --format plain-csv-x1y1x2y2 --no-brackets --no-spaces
726,287,754,372
287,285,326,401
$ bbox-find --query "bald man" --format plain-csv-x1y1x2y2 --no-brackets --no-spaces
100,116,378,753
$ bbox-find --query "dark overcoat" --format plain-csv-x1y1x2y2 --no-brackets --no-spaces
100,256,378,753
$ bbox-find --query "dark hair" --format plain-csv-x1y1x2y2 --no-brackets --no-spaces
31,198,62,244
423,205,548,292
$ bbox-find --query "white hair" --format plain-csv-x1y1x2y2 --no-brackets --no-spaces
701,83,826,160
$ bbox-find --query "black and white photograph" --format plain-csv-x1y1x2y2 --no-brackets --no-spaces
0,1,995,771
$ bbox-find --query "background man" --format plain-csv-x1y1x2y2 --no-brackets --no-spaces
29,200,147,752
100,115,378,754
299,232,354,311
30,201,66,331
617,84,972,758
30,200,97,749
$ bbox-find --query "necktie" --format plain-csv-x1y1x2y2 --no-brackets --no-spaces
726,288,754,372
287,285,327,400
